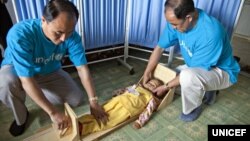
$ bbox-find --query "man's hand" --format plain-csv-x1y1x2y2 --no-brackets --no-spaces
50,111,71,130
152,84,170,99
90,101,109,126
76,65,109,125
142,72,152,86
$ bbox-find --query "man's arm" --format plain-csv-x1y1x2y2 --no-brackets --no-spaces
76,65,108,125
144,46,180,97
152,75,180,97
19,77,70,130
143,46,164,85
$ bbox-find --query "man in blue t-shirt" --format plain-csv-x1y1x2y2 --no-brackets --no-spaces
143,0,240,122
0,0,108,136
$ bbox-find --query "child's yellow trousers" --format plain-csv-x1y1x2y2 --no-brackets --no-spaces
79,86,153,136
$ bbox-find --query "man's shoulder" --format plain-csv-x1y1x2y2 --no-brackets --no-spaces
197,8,222,27
12,19,41,31
64,31,82,45
196,9,224,37
8,19,41,38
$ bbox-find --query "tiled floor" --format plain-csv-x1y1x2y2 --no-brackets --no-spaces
0,56,250,141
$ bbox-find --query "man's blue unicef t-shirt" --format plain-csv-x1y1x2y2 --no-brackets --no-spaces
158,9,240,84
1,19,87,77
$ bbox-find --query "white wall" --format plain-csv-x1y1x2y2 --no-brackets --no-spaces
235,0,250,38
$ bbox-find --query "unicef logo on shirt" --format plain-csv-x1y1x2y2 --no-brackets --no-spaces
35,53,64,64
179,40,193,57
55,54,63,61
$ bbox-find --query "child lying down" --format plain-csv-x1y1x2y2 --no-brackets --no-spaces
78,78,165,136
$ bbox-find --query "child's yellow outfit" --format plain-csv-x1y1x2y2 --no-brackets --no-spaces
79,86,153,136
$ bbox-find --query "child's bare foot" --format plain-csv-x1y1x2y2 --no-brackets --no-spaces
133,121,141,129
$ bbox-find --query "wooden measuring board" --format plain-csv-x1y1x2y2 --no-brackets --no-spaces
24,64,176,141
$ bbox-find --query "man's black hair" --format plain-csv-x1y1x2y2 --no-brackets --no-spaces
164,0,195,19
43,0,79,22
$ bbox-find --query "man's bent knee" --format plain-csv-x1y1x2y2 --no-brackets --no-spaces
67,93,84,107
180,69,199,87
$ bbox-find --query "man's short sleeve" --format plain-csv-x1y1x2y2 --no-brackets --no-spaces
158,23,178,49
6,25,35,77
67,32,87,66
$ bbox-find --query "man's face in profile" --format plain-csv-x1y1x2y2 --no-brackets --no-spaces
165,8,192,33
42,12,76,45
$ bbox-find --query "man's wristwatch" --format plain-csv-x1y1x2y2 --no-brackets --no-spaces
165,83,171,89
89,96,98,102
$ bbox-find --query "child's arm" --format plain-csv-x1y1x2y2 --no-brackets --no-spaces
133,97,160,129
